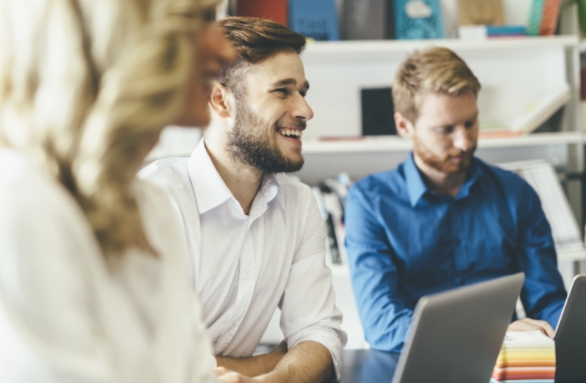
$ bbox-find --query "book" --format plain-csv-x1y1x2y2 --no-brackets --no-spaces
343,0,395,40
527,0,544,36
539,0,562,36
508,85,570,133
457,0,505,26
490,331,555,383
288,0,340,41
361,87,397,136
236,0,288,26
394,0,445,40
459,25,527,40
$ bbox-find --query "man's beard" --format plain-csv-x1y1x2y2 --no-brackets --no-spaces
413,134,476,174
227,97,305,173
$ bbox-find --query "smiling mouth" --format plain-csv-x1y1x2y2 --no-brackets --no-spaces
277,127,303,139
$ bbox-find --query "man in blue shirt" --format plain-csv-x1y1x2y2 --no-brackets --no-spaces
344,47,567,353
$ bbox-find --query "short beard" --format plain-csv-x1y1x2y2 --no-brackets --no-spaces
413,133,476,174
227,93,304,174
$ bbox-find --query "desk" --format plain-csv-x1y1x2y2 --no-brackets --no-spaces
336,349,400,383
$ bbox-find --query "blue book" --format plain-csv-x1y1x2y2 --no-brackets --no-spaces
394,0,445,40
486,25,527,36
528,0,544,36
288,0,340,41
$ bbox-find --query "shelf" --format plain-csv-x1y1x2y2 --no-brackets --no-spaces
303,36,579,63
302,132,583,154
558,248,586,263
579,39,586,53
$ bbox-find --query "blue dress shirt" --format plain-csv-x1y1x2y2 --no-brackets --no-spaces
344,154,567,353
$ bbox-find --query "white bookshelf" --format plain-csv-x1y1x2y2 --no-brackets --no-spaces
302,132,584,154
304,35,578,60
301,36,579,141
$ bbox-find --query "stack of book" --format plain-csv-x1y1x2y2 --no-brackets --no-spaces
491,331,555,383
458,25,527,40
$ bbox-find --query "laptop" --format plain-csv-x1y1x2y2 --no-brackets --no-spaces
391,273,525,383
554,274,586,383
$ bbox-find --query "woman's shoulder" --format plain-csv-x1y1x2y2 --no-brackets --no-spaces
134,178,188,260
0,149,101,264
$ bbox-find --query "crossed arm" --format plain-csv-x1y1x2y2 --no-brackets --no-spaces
216,341,334,383
215,341,288,377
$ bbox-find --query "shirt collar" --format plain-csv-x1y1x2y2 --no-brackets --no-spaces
256,173,286,212
187,139,232,214
404,153,428,207
187,139,285,214
403,153,484,207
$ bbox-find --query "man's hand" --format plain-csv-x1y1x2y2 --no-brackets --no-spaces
508,318,555,338
215,339,288,376
216,367,257,383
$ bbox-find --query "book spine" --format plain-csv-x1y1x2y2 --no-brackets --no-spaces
486,25,527,36
236,0,288,26
386,0,395,39
539,0,562,36
527,0,544,36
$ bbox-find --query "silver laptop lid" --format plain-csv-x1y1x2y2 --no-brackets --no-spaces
391,273,524,383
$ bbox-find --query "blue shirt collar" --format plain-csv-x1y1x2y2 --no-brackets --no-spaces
404,153,483,207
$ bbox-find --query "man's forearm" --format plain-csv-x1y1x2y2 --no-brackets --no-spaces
255,341,334,383
216,352,285,377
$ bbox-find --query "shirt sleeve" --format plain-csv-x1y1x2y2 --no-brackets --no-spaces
344,184,413,353
0,185,122,382
278,191,347,380
515,182,567,328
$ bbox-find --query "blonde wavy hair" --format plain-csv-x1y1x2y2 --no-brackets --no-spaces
0,0,219,261
393,46,481,123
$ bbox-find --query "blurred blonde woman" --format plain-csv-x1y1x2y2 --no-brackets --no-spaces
0,0,240,381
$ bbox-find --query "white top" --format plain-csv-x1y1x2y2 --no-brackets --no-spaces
140,139,347,378
0,149,217,383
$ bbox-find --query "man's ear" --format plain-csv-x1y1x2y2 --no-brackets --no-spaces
395,112,415,139
209,81,232,118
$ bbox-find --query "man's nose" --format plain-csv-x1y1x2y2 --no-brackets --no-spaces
291,95,314,121
453,127,474,151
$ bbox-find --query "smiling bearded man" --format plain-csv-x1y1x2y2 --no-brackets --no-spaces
139,17,346,383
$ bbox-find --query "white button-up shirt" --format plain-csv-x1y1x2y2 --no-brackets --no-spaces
0,149,216,383
140,140,347,377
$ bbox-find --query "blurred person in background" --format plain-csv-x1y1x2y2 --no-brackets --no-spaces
344,47,567,354
0,0,259,382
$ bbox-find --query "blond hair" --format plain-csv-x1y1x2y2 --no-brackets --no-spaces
0,0,219,261
393,46,481,123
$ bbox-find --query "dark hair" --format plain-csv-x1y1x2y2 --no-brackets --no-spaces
217,17,306,92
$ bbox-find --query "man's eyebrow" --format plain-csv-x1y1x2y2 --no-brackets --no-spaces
270,78,310,90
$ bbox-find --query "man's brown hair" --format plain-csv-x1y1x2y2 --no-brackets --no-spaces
393,47,481,123
217,16,306,93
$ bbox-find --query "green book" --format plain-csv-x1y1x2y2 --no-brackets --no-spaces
528,0,544,36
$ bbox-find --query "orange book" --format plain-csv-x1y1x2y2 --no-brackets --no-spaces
539,0,562,36
236,0,288,26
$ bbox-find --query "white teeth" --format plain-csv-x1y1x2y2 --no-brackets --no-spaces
279,129,302,138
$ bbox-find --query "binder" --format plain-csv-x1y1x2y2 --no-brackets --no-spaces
457,0,505,26
288,0,340,41
236,0,288,26
394,0,445,40
343,0,395,40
